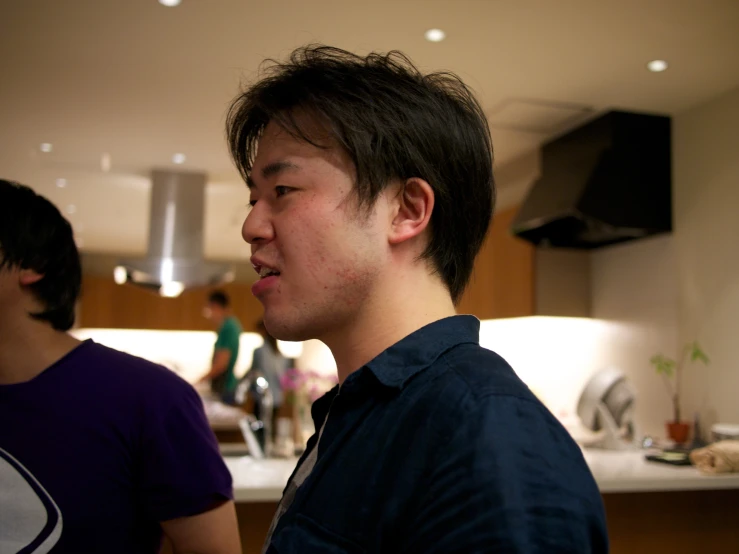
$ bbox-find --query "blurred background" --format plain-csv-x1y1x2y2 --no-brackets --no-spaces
2,0,739,457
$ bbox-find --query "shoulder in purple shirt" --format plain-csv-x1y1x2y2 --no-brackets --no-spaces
0,340,233,553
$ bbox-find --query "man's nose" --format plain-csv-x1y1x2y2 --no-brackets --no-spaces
242,203,274,245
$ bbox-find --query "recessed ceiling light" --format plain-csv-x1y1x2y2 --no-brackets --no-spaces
424,29,446,42
158,0,181,6
647,59,668,72
66,204,77,215
56,178,67,188
172,153,186,164
40,143,53,153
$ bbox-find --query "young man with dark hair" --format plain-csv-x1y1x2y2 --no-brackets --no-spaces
227,45,608,553
202,289,243,405
0,179,240,553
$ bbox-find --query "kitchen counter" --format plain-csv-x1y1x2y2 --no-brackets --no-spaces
583,448,739,492
202,397,245,430
221,448,739,554
224,456,298,502
223,447,739,503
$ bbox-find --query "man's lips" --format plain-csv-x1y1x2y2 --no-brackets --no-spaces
250,258,281,297
251,273,279,297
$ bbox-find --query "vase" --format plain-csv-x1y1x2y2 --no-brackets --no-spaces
666,421,691,444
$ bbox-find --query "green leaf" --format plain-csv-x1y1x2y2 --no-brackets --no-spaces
685,341,709,365
650,354,676,377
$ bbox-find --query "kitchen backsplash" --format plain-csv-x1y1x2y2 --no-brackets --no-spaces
73,315,663,436
70,327,335,383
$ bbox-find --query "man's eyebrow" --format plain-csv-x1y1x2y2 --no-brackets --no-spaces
246,161,301,189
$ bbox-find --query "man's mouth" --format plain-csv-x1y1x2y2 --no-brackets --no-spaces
253,263,280,279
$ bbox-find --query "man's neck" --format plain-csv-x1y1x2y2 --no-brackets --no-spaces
0,316,80,385
323,272,456,384
216,313,231,328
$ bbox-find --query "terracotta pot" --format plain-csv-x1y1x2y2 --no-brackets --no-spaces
666,421,691,444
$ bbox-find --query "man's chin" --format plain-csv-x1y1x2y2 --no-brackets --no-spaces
262,313,315,343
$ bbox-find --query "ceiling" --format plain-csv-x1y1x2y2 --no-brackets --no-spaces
2,0,738,261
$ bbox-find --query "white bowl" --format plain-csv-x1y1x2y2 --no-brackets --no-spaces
711,423,739,442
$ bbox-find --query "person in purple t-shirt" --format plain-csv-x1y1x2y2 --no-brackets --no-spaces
0,179,241,553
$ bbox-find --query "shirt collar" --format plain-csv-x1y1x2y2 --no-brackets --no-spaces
363,315,480,390
310,315,480,426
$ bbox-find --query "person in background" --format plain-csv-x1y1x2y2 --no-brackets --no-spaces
227,45,609,552
202,289,243,405
0,179,240,554
249,319,292,433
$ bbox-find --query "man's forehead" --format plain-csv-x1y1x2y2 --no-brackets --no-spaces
247,130,296,189
253,122,311,162
248,119,348,187
256,117,333,157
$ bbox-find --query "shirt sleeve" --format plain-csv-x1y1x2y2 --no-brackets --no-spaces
403,394,609,553
214,320,237,350
137,379,233,522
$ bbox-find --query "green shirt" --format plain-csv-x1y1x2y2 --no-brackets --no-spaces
211,316,242,397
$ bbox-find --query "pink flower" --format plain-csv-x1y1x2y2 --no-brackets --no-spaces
280,368,305,391
308,384,323,402
279,367,338,399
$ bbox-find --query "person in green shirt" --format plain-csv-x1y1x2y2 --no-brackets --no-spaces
202,290,242,405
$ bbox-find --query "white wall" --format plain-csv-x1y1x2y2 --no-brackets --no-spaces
478,316,631,422
494,150,541,212
589,235,679,437
674,85,739,430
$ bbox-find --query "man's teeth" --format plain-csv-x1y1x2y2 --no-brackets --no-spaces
259,267,279,278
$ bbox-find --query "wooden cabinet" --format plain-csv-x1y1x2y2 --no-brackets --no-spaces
77,276,264,332
456,206,535,320
603,489,739,554
162,489,739,554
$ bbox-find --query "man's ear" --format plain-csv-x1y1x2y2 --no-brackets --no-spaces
19,268,44,286
388,178,434,245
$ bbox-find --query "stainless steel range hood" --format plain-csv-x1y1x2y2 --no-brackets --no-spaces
115,169,234,297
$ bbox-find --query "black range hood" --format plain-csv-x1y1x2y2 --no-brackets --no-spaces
511,110,672,249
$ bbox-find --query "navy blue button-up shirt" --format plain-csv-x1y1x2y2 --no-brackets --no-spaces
267,316,609,553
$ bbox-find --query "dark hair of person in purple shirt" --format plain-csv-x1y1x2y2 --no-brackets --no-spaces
0,179,81,331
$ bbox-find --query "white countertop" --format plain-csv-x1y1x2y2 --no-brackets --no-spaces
202,398,245,431
224,448,739,503
582,449,739,493
224,456,298,502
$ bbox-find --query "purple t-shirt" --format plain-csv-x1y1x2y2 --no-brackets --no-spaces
0,340,233,553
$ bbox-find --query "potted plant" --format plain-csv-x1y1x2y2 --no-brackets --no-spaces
649,341,710,444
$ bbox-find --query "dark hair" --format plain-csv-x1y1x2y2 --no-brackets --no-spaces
0,179,81,331
226,45,495,303
208,290,230,308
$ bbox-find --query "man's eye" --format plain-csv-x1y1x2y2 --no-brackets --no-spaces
275,186,290,197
